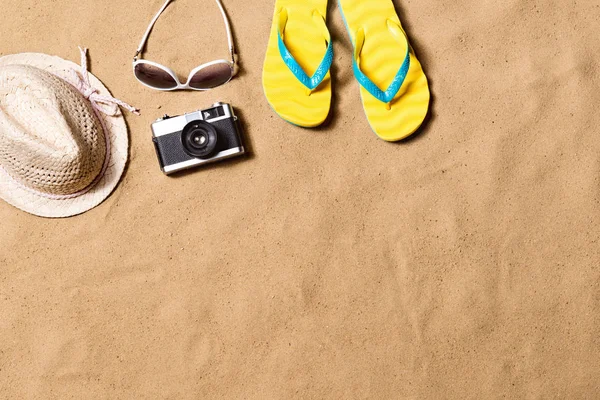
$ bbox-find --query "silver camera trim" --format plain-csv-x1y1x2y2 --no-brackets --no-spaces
151,103,245,175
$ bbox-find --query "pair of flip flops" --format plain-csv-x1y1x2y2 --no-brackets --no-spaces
262,0,430,142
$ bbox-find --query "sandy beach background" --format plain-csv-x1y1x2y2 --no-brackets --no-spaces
1,0,600,398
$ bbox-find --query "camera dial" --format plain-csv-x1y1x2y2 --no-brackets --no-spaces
181,120,218,159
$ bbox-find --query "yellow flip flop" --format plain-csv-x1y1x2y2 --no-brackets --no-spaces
262,0,333,128
338,0,430,141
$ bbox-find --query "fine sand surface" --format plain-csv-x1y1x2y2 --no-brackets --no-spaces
1,0,600,398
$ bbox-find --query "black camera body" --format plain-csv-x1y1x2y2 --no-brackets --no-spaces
151,102,245,175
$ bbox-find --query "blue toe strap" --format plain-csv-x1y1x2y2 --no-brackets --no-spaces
351,22,411,104
278,35,333,90
277,9,333,91
353,47,410,104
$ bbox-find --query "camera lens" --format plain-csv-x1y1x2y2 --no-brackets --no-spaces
193,135,207,146
181,121,219,159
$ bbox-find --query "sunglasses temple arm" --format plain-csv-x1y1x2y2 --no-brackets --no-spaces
215,0,236,64
134,0,236,64
135,0,174,59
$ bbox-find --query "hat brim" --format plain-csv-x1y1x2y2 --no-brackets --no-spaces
0,52,129,218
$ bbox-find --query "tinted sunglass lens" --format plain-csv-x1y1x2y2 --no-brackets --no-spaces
134,63,178,89
189,63,232,90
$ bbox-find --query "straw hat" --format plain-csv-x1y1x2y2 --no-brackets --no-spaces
0,48,138,218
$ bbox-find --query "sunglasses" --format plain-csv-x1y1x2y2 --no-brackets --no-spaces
133,0,236,91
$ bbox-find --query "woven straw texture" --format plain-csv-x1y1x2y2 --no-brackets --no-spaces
0,52,128,218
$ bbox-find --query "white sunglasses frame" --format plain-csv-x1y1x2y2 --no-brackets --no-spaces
133,0,236,91
132,59,234,91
